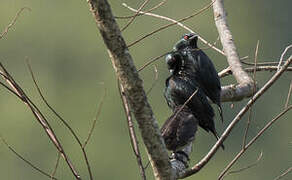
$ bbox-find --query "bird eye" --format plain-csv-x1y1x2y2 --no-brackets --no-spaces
183,35,189,40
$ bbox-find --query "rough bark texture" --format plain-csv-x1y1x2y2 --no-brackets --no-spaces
87,0,174,179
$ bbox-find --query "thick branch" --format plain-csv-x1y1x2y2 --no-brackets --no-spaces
87,0,173,179
213,0,254,100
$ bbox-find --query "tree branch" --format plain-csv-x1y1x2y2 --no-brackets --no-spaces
218,105,292,180
180,57,291,178
0,63,81,179
87,0,173,179
123,1,224,55
118,80,146,180
213,0,254,101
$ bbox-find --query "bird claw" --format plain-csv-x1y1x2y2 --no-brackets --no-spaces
170,151,189,168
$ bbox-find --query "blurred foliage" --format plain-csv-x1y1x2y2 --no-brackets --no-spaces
0,0,291,179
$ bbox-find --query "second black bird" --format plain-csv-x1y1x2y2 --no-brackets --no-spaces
164,50,224,149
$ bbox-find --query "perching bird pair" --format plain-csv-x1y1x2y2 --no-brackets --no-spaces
161,33,224,160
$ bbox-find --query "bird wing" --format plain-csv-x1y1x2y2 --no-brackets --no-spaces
176,112,198,147
167,76,216,133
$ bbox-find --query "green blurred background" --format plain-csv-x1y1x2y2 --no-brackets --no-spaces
0,0,291,179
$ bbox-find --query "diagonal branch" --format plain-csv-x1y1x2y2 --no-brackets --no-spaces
121,0,150,32
180,57,291,179
118,80,146,180
0,63,81,179
87,0,173,179
123,2,224,55
218,105,292,180
0,7,31,40
0,135,58,180
26,60,93,180
212,0,255,101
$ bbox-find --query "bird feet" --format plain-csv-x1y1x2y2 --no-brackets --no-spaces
170,151,189,168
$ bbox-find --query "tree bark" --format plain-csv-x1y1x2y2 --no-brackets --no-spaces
87,0,174,179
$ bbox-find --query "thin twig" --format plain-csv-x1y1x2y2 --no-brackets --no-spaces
226,151,263,175
126,0,219,52
0,7,31,40
124,2,224,56
180,57,292,178
25,60,92,180
116,0,168,19
83,88,106,148
218,105,292,180
146,65,159,95
51,153,61,180
219,65,292,78
242,60,280,66
0,63,81,179
278,45,292,70
138,52,169,72
171,89,198,126
117,80,146,180
0,135,57,180
284,81,292,109
273,167,292,180
242,41,259,148
121,0,150,31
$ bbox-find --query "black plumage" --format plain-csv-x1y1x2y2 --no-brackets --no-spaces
173,33,223,122
161,105,198,152
164,50,224,149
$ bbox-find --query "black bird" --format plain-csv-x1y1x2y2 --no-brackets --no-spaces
164,51,224,149
173,33,223,122
161,105,198,153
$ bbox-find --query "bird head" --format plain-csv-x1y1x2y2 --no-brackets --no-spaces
165,51,184,74
173,33,198,51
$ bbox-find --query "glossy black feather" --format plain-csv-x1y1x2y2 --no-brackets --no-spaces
174,33,223,122
164,50,224,149
161,106,198,152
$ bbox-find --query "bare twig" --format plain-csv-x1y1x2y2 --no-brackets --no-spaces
116,0,168,19
25,60,92,180
285,81,292,108
242,60,280,66
273,167,292,180
138,52,169,72
51,153,61,180
218,105,292,180
126,0,217,49
146,65,159,95
0,63,81,179
0,7,31,40
124,3,224,55
278,45,292,70
87,1,173,179
219,66,292,78
226,151,263,175
180,57,292,178
121,0,150,31
171,89,198,124
242,41,259,148
0,135,58,180
83,88,106,148
118,80,146,180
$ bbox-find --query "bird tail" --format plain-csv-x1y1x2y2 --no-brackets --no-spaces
211,130,225,150
217,104,224,123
